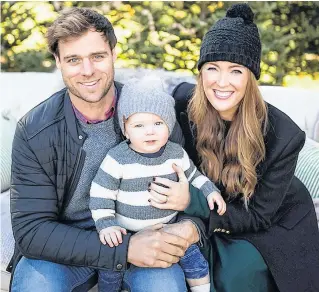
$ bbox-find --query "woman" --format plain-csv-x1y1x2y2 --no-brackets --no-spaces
149,3,319,292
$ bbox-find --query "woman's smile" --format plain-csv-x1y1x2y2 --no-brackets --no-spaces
213,90,234,100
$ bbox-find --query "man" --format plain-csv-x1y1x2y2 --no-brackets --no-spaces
9,7,203,292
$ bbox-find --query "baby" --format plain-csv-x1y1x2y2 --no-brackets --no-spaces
90,77,226,292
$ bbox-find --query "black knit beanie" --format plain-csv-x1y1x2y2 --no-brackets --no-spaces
198,3,261,80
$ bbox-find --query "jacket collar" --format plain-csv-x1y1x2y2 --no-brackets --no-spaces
64,90,86,145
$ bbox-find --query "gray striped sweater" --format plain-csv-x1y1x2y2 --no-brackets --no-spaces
90,140,219,232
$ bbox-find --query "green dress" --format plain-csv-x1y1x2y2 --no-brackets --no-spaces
186,186,278,292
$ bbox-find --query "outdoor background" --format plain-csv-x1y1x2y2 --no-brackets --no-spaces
1,1,319,88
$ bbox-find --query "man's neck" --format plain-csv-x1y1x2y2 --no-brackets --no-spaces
70,84,115,121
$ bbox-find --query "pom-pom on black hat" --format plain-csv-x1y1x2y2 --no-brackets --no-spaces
198,3,261,79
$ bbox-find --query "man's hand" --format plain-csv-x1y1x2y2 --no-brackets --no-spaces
163,221,199,245
127,223,189,268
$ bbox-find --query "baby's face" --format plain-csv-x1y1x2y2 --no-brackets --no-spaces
124,113,169,153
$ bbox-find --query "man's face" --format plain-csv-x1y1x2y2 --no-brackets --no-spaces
55,29,116,103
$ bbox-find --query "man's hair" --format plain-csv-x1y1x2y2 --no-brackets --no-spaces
46,7,117,57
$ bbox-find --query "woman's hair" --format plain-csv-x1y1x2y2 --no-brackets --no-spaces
188,71,268,206
46,7,117,57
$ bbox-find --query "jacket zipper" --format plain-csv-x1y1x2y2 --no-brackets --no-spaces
63,148,85,210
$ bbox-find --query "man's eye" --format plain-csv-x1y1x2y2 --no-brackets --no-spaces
94,55,104,60
67,58,79,63
207,67,217,71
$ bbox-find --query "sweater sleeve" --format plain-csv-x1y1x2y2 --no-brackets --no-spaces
11,122,129,271
90,154,122,232
185,131,306,236
182,149,220,198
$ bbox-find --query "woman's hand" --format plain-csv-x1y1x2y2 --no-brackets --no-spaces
148,163,190,211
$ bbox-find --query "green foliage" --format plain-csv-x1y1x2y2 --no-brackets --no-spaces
1,1,318,85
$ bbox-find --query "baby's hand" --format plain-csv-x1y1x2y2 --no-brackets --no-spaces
99,226,127,247
207,192,226,215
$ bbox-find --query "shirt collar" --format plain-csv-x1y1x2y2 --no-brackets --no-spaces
72,87,118,124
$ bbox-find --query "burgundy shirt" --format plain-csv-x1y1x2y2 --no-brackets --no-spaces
72,90,117,124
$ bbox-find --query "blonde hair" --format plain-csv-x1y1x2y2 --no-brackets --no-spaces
188,71,268,206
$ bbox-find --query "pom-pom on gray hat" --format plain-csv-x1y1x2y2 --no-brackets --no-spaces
198,3,261,79
117,77,176,135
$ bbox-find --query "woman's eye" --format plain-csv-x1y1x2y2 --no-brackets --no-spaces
207,67,217,71
232,69,242,74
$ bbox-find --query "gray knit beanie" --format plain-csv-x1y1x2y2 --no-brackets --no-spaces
118,77,176,135
198,3,261,79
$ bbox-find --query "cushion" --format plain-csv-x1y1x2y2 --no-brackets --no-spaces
313,114,319,142
295,138,319,198
1,112,17,192
0,190,14,270
260,86,319,141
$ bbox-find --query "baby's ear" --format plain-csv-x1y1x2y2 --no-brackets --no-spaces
123,116,129,139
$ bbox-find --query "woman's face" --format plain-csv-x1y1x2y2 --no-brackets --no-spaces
201,61,249,121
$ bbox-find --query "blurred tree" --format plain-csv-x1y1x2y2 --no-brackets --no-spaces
252,1,319,84
1,2,57,71
1,1,318,86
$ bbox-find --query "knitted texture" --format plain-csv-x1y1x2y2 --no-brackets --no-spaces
117,77,176,135
198,3,261,79
90,141,219,232
62,117,122,228
0,112,16,192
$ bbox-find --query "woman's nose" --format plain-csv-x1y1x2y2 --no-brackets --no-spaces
216,72,229,87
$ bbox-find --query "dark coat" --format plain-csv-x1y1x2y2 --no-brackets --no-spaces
173,82,319,292
9,83,132,276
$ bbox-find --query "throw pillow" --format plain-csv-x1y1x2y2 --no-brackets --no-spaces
1,111,17,192
295,138,319,199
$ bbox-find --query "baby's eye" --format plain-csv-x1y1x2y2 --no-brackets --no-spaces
134,124,143,128
155,121,163,126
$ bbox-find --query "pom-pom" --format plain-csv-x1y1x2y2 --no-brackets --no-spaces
226,3,254,24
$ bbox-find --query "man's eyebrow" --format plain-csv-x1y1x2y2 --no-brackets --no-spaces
91,51,109,56
63,51,109,61
63,54,79,61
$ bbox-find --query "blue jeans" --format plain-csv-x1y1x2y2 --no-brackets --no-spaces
179,244,209,279
11,257,187,292
98,244,208,290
